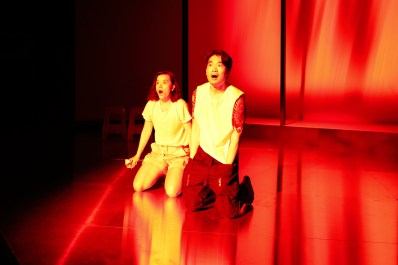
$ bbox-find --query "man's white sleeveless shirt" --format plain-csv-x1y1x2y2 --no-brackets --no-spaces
194,82,244,164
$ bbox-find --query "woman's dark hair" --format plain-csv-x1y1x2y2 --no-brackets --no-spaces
147,71,182,102
205,49,233,75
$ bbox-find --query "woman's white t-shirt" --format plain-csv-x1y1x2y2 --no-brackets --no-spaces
142,99,191,146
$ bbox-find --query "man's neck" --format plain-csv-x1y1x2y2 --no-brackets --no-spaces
210,82,229,93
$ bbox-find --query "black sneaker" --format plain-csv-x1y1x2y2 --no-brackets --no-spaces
240,175,254,204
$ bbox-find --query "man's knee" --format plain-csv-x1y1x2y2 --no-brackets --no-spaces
216,195,239,219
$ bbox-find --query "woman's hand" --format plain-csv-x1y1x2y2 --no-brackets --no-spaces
125,155,140,169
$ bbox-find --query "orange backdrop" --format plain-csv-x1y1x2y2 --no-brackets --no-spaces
188,0,398,125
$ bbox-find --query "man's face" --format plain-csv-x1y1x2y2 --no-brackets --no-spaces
206,55,227,87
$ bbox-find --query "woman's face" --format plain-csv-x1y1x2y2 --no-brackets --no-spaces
206,55,227,87
156,74,175,101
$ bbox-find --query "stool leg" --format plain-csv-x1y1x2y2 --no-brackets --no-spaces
127,107,144,142
127,109,135,141
102,107,127,141
102,110,110,141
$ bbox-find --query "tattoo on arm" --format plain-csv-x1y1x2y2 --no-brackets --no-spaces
232,95,245,134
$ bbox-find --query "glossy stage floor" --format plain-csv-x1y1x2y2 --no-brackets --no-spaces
1,121,397,265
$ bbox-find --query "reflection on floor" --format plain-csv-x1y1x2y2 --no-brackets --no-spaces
1,123,397,265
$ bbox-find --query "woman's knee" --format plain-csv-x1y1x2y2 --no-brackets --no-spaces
164,179,182,197
165,186,181,197
133,181,144,192
164,168,183,197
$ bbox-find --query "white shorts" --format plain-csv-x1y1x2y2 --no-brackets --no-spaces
142,143,190,173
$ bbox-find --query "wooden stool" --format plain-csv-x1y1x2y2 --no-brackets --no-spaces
102,106,127,140
127,107,145,141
